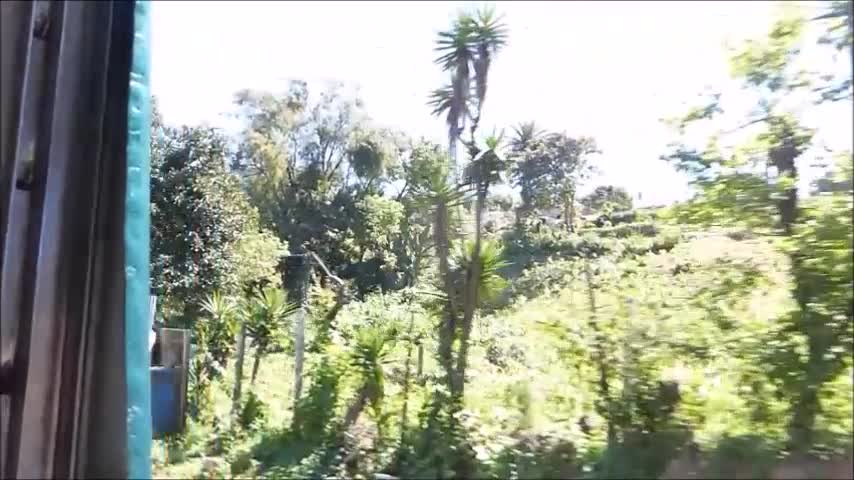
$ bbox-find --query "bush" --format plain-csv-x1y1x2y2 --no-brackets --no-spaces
624,232,681,256
587,222,658,238
239,391,269,431
490,434,580,480
229,449,255,476
510,259,577,300
704,435,778,479
594,210,638,227
597,428,692,479
488,193,515,212
504,227,615,260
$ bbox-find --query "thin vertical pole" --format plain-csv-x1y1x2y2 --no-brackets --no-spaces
231,322,246,418
284,254,311,408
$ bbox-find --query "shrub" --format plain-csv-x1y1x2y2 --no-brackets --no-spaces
239,391,269,431
704,435,778,479
587,222,658,238
490,433,581,480
594,210,638,227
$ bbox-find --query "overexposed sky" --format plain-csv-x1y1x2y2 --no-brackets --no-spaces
151,1,852,206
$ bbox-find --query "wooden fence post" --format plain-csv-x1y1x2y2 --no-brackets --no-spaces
231,322,247,418
284,254,311,409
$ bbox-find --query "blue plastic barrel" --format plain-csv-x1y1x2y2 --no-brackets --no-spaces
150,367,180,437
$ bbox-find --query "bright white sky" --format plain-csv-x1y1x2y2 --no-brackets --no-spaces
151,1,852,207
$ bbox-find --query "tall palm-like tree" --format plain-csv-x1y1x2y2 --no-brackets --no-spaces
509,121,544,224
469,7,508,136
229,289,294,416
430,14,474,182
456,133,507,394
428,6,508,399
430,7,507,182
412,166,467,378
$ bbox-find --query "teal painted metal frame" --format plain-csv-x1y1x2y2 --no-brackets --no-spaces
125,1,153,477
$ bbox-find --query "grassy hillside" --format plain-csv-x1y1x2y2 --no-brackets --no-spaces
152,217,853,479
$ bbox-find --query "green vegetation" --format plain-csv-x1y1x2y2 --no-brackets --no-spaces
151,3,852,479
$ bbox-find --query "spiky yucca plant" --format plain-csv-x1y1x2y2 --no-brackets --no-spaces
343,326,397,432
452,238,509,305
242,288,297,383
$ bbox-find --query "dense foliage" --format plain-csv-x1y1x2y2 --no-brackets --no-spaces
151,3,852,479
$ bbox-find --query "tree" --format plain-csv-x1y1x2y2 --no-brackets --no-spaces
450,238,509,307
510,132,599,231
581,185,634,213
664,11,813,235
231,81,412,293
233,230,288,295
509,121,545,152
663,8,853,451
394,141,449,287
508,121,545,223
812,1,853,103
198,291,238,374
429,6,509,400
348,127,401,194
355,195,404,264
812,152,854,194
232,81,368,240
150,122,257,323
457,133,509,394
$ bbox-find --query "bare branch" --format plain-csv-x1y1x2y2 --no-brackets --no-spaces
306,250,345,288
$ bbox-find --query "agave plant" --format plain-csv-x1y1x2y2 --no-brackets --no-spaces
343,326,397,431
464,130,508,191
452,238,509,305
198,291,238,375
242,288,298,383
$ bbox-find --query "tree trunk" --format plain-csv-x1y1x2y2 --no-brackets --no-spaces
343,386,369,430
434,198,457,390
397,313,416,470
284,255,311,409
417,343,424,384
293,306,306,406
455,186,487,397
569,188,577,233
770,138,799,235
786,254,836,453
563,201,570,231
250,345,263,385
231,322,247,417
788,383,819,452
411,247,422,288
449,132,457,184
